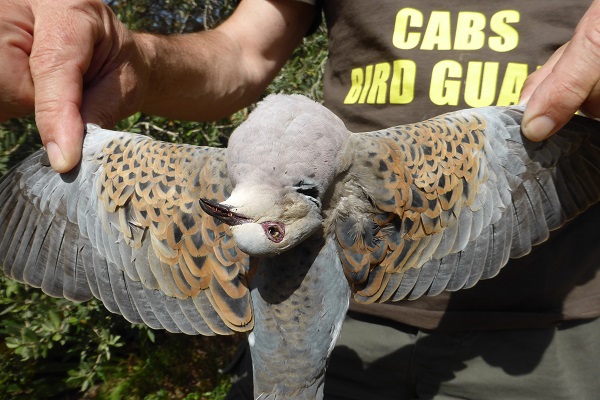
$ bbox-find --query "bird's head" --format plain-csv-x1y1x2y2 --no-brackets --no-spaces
200,94,350,256
200,179,323,256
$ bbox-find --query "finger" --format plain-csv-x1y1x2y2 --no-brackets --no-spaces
80,28,148,129
522,4,600,141
29,4,99,172
32,63,86,173
579,83,600,118
80,72,133,129
519,44,567,105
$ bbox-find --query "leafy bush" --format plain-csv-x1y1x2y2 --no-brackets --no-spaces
0,0,326,399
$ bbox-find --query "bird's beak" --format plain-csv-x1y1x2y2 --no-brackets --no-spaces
199,198,252,226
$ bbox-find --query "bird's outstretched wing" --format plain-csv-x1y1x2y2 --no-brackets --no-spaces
332,106,600,303
0,125,252,335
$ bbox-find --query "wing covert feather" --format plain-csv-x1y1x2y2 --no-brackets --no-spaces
331,106,600,303
0,124,252,335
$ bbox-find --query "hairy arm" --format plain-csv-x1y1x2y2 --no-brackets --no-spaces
139,0,316,120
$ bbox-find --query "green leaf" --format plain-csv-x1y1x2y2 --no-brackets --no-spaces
146,330,155,343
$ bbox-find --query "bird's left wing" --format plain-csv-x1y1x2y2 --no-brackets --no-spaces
331,106,600,303
0,125,251,335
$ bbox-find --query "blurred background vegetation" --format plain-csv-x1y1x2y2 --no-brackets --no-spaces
0,1,326,398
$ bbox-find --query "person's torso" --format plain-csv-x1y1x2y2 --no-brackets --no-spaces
320,0,600,330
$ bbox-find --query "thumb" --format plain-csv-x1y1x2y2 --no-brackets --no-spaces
29,6,98,173
34,80,85,173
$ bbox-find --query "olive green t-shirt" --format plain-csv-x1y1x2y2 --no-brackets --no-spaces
301,0,600,330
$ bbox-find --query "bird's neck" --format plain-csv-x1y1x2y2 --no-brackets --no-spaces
248,236,350,399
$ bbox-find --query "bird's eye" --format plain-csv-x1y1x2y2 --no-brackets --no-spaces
294,181,321,207
296,185,319,199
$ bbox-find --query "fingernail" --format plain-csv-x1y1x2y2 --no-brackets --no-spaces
523,115,555,141
45,142,67,171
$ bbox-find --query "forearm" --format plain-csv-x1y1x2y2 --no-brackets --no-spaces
137,31,261,121
137,1,315,121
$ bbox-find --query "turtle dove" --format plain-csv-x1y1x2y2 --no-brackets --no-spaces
1,94,600,399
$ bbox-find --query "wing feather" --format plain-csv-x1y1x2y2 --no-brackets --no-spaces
394,267,420,300
124,277,163,329
427,252,460,296
462,221,494,288
0,124,252,335
444,244,478,292
91,254,120,315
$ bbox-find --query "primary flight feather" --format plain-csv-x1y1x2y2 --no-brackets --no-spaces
1,94,599,399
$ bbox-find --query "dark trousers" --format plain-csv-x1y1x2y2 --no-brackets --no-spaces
225,314,600,399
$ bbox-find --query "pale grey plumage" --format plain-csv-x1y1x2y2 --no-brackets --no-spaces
1,94,600,399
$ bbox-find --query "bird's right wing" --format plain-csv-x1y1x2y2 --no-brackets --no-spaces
331,106,600,303
0,125,252,335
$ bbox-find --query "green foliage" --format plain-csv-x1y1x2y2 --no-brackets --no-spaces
0,0,327,398
0,275,127,398
107,0,240,34
0,118,42,174
269,24,327,101
0,272,241,399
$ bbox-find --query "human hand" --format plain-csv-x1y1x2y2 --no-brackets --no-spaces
0,0,151,172
521,0,600,141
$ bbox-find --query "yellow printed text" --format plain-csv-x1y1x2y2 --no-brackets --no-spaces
393,8,520,52
344,60,530,107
